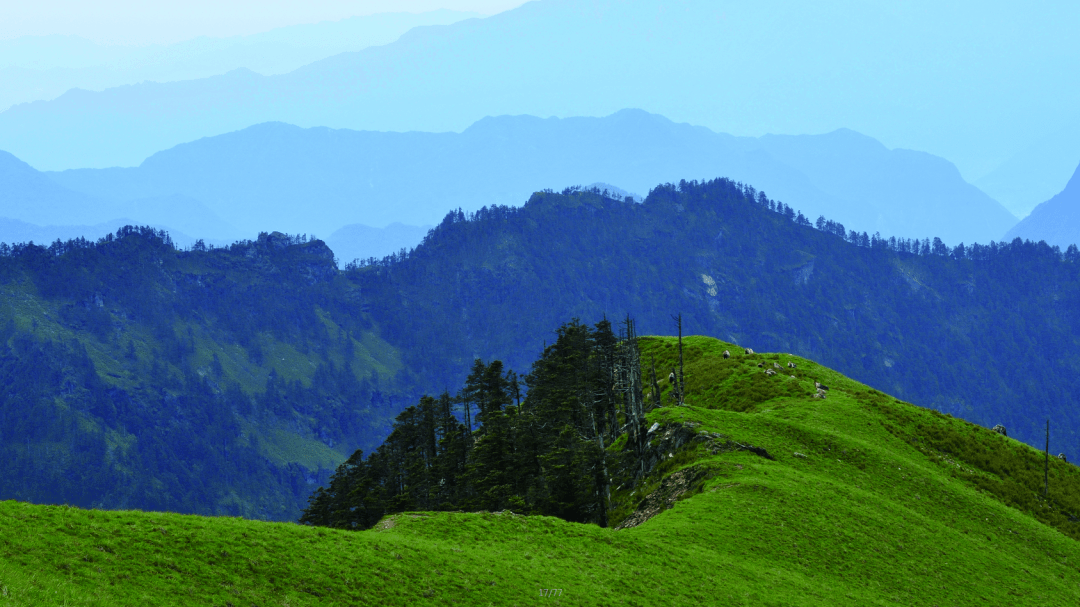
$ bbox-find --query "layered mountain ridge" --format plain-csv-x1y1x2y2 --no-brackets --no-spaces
2,0,1079,201
41,110,1016,247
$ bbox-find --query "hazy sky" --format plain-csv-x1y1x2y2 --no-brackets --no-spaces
0,0,527,45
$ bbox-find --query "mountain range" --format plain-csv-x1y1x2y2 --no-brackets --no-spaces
0,10,478,113
36,110,1016,248
1,0,1078,193
3,3,1079,602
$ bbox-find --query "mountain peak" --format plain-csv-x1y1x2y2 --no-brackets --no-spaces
1061,160,1080,198
1002,160,1080,247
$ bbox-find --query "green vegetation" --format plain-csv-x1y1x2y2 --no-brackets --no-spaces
4,334,1080,605
634,335,1080,540
6,175,1080,530
0,228,407,520
301,319,628,529
353,180,1080,460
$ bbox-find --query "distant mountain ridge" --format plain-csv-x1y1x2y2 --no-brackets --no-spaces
0,150,102,226
0,11,479,112
1,0,1078,194
43,110,1016,246
0,150,237,246
326,223,433,265
976,120,1080,218
1003,161,1080,248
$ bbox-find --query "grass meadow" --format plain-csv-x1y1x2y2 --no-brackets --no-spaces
2,336,1080,605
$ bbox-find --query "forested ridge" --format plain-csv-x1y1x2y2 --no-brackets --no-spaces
0,228,409,520
3,176,1080,521
352,179,1080,460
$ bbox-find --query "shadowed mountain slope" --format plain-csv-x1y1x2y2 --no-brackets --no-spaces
0,229,407,520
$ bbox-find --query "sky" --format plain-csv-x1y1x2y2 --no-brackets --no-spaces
0,0,527,45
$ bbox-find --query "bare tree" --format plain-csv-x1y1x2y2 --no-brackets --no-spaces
1045,419,1050,497
614,315,646,457
671,313,686,406
648,354,662,410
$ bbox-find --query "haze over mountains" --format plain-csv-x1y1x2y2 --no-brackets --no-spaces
976,121,1080,218
0,10,478,112
0,150,235,248
2,0,1078,216
29,110,1015,252
1004,161,1080,249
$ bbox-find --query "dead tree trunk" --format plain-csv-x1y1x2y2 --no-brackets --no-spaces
589,408,610,527
615,315,645,454
630,318,644,428
672,313,685,406
649,355,662,410
1045,419,1050,498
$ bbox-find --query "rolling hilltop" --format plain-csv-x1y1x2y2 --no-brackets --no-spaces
2,336,1079,605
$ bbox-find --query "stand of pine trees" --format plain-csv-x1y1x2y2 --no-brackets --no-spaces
300,317,654,530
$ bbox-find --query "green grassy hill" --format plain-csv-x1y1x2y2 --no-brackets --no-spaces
2,335,1078,605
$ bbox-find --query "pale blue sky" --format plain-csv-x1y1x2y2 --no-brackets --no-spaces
0,0,526,44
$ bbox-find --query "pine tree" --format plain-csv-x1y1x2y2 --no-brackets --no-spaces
464,360,515,510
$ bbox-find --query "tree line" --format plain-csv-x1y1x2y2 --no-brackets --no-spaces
299,317,667,530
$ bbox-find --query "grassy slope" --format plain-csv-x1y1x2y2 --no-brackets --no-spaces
3,336,1080,605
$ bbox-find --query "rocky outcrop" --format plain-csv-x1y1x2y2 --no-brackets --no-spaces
613,422,776,529
240,231,338,284
615,465,716,530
